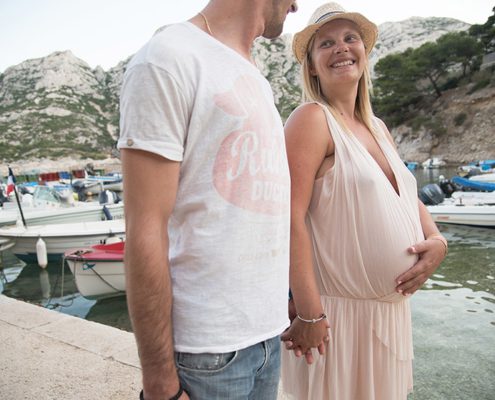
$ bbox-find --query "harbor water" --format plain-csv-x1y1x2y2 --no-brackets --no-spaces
0,167,494,399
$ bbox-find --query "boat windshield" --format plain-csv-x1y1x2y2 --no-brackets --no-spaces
32,185,75,207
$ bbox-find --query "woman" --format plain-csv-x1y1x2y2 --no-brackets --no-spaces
280,3,448,399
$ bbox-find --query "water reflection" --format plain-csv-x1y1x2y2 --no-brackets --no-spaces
1,257,77,302
0,250,130,329
424,225,495,306
86,296,131,331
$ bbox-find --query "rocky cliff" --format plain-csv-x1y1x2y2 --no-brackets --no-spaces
1,16,492,165
393,83,495,164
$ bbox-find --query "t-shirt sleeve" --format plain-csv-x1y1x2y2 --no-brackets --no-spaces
117,62,190,161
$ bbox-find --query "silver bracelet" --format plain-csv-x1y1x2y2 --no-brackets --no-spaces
296,313,327,323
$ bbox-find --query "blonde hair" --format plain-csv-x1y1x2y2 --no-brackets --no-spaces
300,34,377,136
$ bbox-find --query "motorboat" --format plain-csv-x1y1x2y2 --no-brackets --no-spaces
427,203,495,228
469,173,495,183
422,157,446,169
64,241,125,299
452,176,495,192
0,185,124,227
0,219,125,262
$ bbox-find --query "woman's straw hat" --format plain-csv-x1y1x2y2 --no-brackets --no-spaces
292,2,378,63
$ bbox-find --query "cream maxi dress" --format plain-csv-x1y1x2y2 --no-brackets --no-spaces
281,104,425,400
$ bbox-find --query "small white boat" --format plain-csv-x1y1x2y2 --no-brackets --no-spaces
450,191,495,205
422,157,446,169
71,173,124,197
0,202,124,227
427,203,495,228
0,219,125,262
86,173,124,192
469,173,495,183
0,186,124,227
64,241,125,299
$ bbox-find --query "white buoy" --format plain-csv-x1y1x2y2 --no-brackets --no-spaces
36,237,48,269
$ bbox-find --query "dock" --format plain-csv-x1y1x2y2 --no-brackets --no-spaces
0,295,291,399
0,295,141,399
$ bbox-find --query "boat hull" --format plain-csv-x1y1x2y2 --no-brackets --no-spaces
452,176,495,192
64,242,125,299
0,203,124,227
0,220,125,262
427,204,495,228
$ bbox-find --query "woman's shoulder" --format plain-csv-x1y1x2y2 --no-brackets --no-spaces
285,102,333,149
291,101,326,117
286,102,328,131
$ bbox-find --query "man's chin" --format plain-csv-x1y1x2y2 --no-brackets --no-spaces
262,27,284,40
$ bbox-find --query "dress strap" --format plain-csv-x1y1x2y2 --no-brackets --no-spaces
313,102,347,150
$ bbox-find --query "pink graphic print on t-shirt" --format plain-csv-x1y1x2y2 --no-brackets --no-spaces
213,75,289,215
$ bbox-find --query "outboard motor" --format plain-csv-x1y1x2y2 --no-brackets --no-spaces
98,190,121,205
419,183,445,205
438,178,456,198
72,180,87,202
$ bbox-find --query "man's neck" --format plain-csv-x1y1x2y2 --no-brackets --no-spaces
190,1,264,62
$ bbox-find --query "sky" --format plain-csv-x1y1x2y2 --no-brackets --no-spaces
0,0,493,73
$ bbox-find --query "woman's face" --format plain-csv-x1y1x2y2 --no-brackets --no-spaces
309,19,366,86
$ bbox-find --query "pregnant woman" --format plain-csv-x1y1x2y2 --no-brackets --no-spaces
280,3,448,399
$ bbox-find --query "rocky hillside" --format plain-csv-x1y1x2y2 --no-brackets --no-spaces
1,16,490,165
393,82,495,164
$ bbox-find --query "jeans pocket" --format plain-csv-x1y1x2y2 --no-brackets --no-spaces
175,351,238,373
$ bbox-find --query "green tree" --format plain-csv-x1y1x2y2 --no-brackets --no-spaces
469,6,495,53
373,49,423,126
412,41,453,98
437,31,483,77
372,29,484,126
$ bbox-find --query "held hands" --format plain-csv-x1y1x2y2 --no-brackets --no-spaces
395,235,448,296
281,300,330,365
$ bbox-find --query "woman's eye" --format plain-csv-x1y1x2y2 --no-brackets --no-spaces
346,35,359,42
320,40,334,48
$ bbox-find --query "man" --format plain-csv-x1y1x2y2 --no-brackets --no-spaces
118,1,298,399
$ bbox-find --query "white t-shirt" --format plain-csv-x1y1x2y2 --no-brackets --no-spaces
118,22,290,353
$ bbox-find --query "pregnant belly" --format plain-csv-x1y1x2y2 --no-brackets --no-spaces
363,242,419,298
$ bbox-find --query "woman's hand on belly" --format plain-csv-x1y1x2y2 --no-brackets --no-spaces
395,237,448,296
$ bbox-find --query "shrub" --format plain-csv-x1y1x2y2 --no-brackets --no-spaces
454,113,467,126
467,78,491,94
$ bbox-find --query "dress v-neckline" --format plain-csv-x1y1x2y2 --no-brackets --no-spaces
349,131,402,199
319,104,402,198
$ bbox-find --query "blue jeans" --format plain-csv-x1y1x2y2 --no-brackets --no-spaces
175,335,281,400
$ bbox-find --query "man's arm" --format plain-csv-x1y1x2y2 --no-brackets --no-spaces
122,149,187,400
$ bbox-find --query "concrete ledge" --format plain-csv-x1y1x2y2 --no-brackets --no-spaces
0,295,141,399
0,295,290,399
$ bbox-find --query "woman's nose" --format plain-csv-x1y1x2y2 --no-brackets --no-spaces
334,43,349,54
